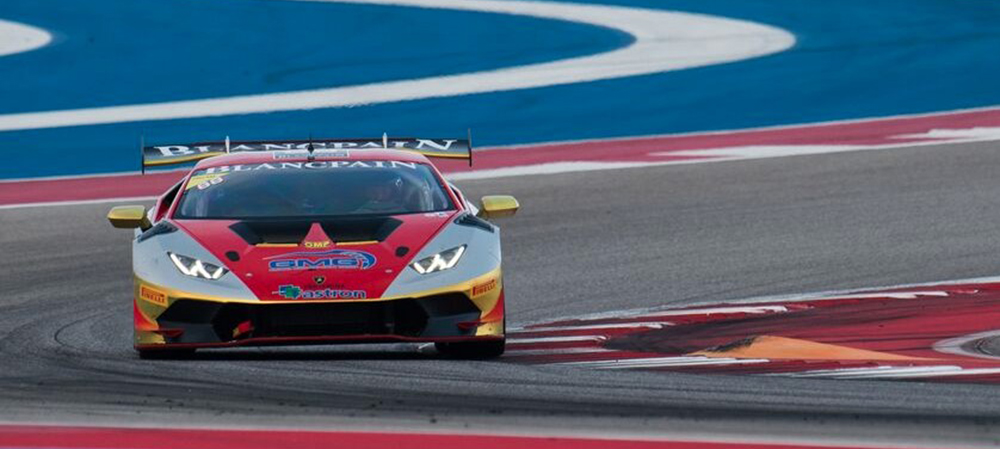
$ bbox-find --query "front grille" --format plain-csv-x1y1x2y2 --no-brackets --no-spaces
224,299,428,338
156,293,479,344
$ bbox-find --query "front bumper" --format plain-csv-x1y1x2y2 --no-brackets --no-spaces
134,274,504,350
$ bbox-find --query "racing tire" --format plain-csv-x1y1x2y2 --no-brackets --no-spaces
435,339,505,359
137,348,196,360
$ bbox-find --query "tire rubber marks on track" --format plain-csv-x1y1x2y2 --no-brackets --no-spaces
0,0,794,132
506,282,1000,382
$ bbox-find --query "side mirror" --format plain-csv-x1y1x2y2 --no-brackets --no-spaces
478,195,519,219
108,205,151,231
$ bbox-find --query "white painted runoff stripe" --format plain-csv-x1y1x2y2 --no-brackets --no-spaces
507,335,607,345
445,128,1000,182
933,330,1000,362
521,322,672,332
894,126,1000,140
0,196,156,210
556,356,770,369
0,0,794,132
775,365,1000,380
0,19,51,57
525,278,984,327
646,305,789,317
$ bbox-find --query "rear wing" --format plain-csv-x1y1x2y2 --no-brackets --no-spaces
141,136,472,170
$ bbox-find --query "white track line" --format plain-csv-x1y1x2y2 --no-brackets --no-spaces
556,356,770,369
933,330,1000,362
0,196,156,210
507,335,607,345
774,365,1000,380
520,322,672,332
447,131,1000,182
521,280,991,327
643,305,789,317
0,19,51,57
482,104,1000,152
0,0,794,131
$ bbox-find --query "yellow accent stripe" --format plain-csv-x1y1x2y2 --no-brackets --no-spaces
254,243,298,248
336,240,379,246
134,267,501,305
413,151,469,159
144,152,221,167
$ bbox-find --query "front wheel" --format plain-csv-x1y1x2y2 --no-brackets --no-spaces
435,339,505,359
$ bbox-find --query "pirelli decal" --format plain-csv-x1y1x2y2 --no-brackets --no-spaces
471,279,498,298
139,285,168,307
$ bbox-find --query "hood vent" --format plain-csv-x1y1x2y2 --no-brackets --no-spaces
230,217,402,245
229,221,312,245
320,217,401,242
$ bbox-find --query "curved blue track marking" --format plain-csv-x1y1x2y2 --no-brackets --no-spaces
0,0,629,113
2,0,1000,179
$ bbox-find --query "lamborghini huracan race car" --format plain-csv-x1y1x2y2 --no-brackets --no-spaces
108,137,518,359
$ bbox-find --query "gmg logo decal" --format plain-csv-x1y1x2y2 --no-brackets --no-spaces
266,249,377,272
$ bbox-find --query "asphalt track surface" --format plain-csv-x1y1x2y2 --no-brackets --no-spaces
4,141,1000,446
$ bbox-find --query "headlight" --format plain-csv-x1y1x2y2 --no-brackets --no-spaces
411,245,466,275
168,252,228,280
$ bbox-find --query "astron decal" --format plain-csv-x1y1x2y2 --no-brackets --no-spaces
202,160,417,174
266,249,377,272
273,284,366,300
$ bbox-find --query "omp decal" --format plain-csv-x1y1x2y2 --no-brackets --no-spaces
303,240,332,249
202,160,417,174
138,285,168,307
471,279,497,297
273,284,366,300
266,249,377,271
0,0,793,132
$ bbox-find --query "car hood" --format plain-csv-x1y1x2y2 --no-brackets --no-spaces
173,211,457,301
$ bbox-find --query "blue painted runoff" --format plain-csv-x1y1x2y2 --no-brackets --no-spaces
0,0,999,178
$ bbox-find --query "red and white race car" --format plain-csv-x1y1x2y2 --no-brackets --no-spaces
108,137,517,359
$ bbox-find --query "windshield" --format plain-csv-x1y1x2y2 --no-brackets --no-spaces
174,160,454,219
